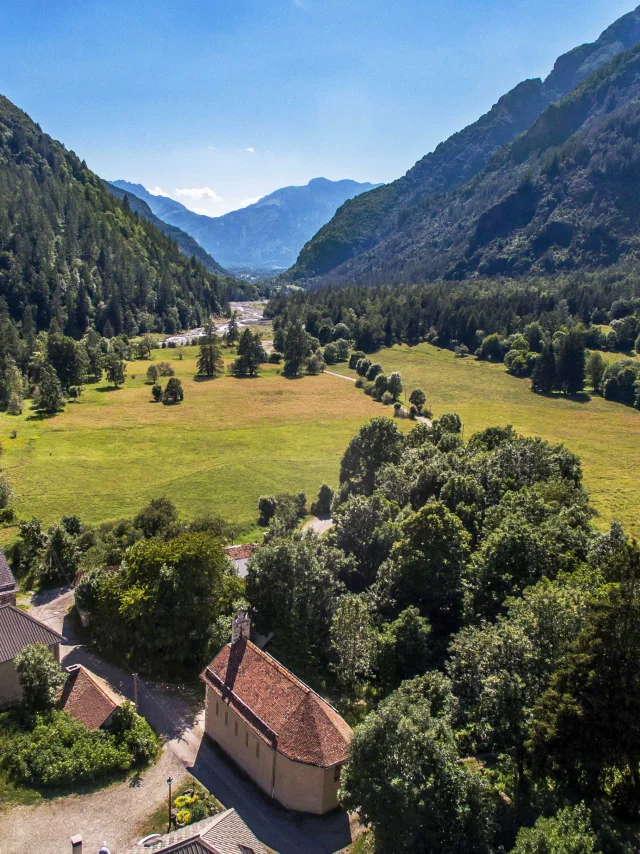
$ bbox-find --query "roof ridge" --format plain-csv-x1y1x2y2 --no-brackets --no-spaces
0,604,64,640
74,665,124,708
244,640,311,694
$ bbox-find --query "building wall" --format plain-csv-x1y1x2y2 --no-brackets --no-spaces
0,589,17,608
0,643,60,710
0,659,22,709
204,685,340,814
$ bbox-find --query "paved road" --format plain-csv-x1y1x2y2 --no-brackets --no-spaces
8,588,353,854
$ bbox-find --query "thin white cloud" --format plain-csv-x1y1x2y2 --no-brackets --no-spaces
174,187,223,201
148,186,166,196
246,147,255,153
237,196,261,209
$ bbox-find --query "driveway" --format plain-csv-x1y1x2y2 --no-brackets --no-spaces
0,588,353,854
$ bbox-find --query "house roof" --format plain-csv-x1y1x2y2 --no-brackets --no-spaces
223,545,256,562
201,639,352,768
0,547,17,593
0,605,64,664
123,809,267,854
60,664,126,729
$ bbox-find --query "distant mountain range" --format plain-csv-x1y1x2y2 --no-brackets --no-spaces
110,178,380,270
287,5,640,284
105,182,227,275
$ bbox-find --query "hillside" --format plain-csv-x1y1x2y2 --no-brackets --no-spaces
113,177,380,270
333,41,640,282
289,5,640,282
104,181,228,275
0,95,242,339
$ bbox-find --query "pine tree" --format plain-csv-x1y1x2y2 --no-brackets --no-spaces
283,324,309,377
531,342,556,394
555,328,586,395
226,313,240,346
197,327,224,378
37,365,65,414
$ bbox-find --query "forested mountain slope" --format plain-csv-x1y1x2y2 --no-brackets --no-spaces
113,177,380,270
288,5,640,282
0,95,240,339
104,181,228,275
336,41,640,283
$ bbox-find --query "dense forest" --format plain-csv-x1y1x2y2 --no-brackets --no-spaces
0,94,247,343
287,6,640,282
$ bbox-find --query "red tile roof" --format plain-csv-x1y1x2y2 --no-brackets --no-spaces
60,664,126,730
201,639,351,767
223,545,256,561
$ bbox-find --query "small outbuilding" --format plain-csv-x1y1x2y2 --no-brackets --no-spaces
0,604,64,709
201,610,352,815
60,664,127,730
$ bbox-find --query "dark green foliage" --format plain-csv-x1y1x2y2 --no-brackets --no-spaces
36,365,65,413
196,327,224,378
230,329,264,377
14,645,65,712
82,533,238,675
310,484,334,516
531,342,556,394
555,328,585,395
104,353,126,389
283,323,309,377
339,418,405,496
375,607,432,693
151,383,162,402
0,706,159,788
602,358,640,407
0,95,236,343
162,376,184,404
340,674,496,854
133,496,179,539
510,804,599,853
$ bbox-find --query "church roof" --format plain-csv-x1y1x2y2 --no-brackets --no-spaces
201,639,351,768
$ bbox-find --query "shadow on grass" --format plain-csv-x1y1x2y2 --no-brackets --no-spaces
25,410,59,421
95,385,122,393
531,390,592,404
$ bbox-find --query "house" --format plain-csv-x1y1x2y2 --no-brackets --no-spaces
60,664,126,730
200,610,352,815
0,604,64,709
121,808,267,853
0,547,18,607
223,545,257,580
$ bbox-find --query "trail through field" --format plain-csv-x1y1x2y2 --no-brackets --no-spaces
324,370,356,382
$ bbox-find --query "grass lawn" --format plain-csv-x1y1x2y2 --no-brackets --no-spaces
332,343,640,539
0,347,383,542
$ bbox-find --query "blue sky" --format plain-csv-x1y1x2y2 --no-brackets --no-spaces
0,0,635,214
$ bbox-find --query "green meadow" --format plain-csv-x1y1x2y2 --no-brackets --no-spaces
332,343,640,539
0,347,383,542
1,342,639,544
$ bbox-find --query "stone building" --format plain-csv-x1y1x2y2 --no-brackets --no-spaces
0,547,18,607
0,604,64,708
200,610,352,815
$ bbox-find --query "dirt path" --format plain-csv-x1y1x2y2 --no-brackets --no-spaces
323,370,356,382
303,516,334,535
0,589,353,854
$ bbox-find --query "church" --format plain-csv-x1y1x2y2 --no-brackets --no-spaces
200,610,352,815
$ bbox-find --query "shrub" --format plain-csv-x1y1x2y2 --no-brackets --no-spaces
156,362,175,377
163,377,184,404
268,351,282,363
151,383,162,402
146,364,160,384
324,342,338,365
356,358,372,377
189,799,209,822
109,702,160,765
311,484,334,517
409,389,426,412
176,809,192,826
387,373,403,400
0,710,133,787
355,378,364,389
366,363,383,381
306,354,324,375
258,496,278,525
14,644,65,712
349,351,365,370
382,392,394,405
409,405,418,419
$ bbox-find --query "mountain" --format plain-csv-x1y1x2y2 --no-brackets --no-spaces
288,5,640,282
104,181,227,275
112,177,381,270
0,95,241,339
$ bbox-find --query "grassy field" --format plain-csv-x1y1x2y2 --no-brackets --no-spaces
0,347,382,543
332,343,640,539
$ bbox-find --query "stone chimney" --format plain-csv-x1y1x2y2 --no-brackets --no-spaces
70,835,82,854
231,608,251,644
